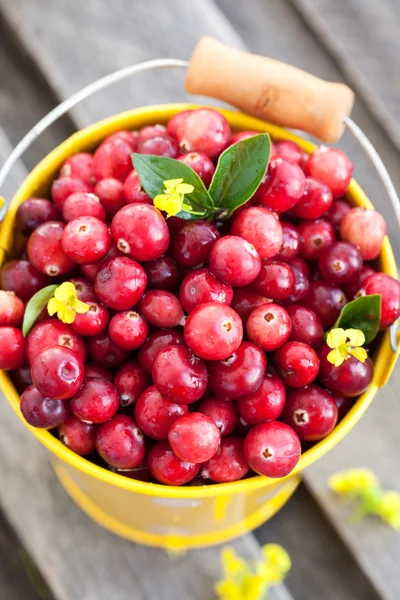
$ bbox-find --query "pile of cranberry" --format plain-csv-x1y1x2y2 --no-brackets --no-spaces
0,107,399,486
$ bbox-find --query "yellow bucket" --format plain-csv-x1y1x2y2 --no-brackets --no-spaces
1,104,399,551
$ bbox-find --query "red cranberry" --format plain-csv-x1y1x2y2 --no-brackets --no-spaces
144,256,179,291
209,235,261,287
274,341,320,388
138,329,185,374
0,260,51,302
72,302,109,337
168,412,221,463
246,304,291,352
114,361,150,407
179,268,233,313
62,192,106,222
202,437,249,483
177,152,215,186
301,281,347,328
319,343,374,397
167,111,190,139
305,147,353,198
208,341,266,400
122,170,152,205
231,206,283,259
342,265,376,300
244,421,301,478
253,259,295,301
184,302,243,360
319,241,362,285
326,199,351,230
20,385,70,429
26,319,86,365
286,304,324,348
62,216,111,265
282,385,338,441
0,290,24,327
28,222,75,276
170,220,219,267
0,327,25,370
137,124,167,146
292,178,333,220
94,256,147,310
59,415,96,455
16,198,60,235
93,138,133,181
51,177,92,209
94,178,126,216
176,108,230,158
277,222,301,261
135,385,188,440
70,278,97,302
138,290,184,328
198,397,239,436
237,374,286,425
147,441,200,485
256,158,306,212
60,152,95,185
84,363,113,381
333,393,354,420
96,415,145,469
31,346,84,400
298,219,335,261
139,135,179,158
103,130,138,150
357,273,400,328
11,364,33,394
230,130,259,145
71,378,119,423
81,243,122,282
109,311,148,350
87,332,129,368
230,287,271,324
152,345,208,404
275,140,304,165
340,207,386,260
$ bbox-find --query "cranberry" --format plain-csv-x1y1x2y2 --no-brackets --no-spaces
286,304,324,348
60,152,95,185
84,363,113,381
167,111,190,139
319,343,374,397
230,130,259,145
319,241,362,285
59,415,96,455
298,219,335,261
253,259,295,301
28,222,75,276
237,374,286,425
93,138,133,181
282,385,338,441
209,235,261,286
342,265,376,300
0,260,51,302
275,140,304,165
138,290,184,328
81,243,123,283
72,302,109,336
11,364,33,394
208,341,266,399
287,258,310,303
305,146,353,198
0,291,24,327
231,207,283,259
333,393,354,420
176,108,230,158
62,192,106,222
138,329,185,373
143,256,179,291
340,207,387,260
198,397,239,436
94,256,147,310
20,385,70,429
357,273,400,328
244,421,301,478
179,268,233,313
104,130,138,150
96,415,145,469
326,199,351,230
277,222,301,261
87,332,129,368
114,361,150,407
0,327,25,370
246,304,291,352
31,346,84,400
202,437,249,482
139,135,179,158
292,178,333,220
16,198,60,235
147,441,200,485
301,281,347,328
122,170,152,205
62,216,111,265
134,385,189,440
152,345,208,404
274,341,320,388
230,287,271,324
51,177,92,209
256,158,306,212
137,125,167,146
184,302,243,360
177,152,215,186
170,220,219,267
70,278,97,302
26,319,87,365
109,311,148,350
94,178,126,217
111,204,170,261
168,412,220,463
71,378,119,423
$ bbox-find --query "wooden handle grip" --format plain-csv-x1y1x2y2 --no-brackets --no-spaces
185,37,355,142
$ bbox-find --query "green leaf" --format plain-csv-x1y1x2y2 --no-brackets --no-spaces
22,285,58,337
208,134,270,218
332,294,381,344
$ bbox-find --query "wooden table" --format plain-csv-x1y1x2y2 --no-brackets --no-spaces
0,1,399,598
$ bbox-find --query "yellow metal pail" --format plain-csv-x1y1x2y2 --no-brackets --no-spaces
1,104,399,550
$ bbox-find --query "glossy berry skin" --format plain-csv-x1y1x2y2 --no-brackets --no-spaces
11,364,33,394
176,108,231,158
198,397,239,436
170,220,220,267
51,177,92,209
92,138,133,182
0,290,24,327
202,437,249,483
84,363,113,382
342,265,376,300
62,216,111,265
301,281,347,328
286,259,310,303
298,219,335,261
109,311,148,350
147,441,200,486
152,345,208,405
71,378,119,423
31,346,84,400
333,394,354,421
244,421,301,478
139,135,179,158
237,374,286,425
60,152,95,185
144,256,179,291
95,256,147,310
286,304,324,348
209,235,261,287
20,385,70,429
282,385,338,441
0,327,25,370
62,192,106,222
16,198,60,235
231,287,271,324
277,222,301,262
72,302,109,337
96,415,145,469
168,412,221,463
137,124,167,146
114,361,150,406
229,130,259,145
253,259,295,301
231,206,283,259
292,178,333,220
177,152,215,186
340,208,387,260
319,241,362,285
104,130,138,149
94,178,126,217
208,341,267,400
58,415,97,455
275,140,304,165
180,268,233,314
122,170,152,205
87,333,129,368
111,204,170,262
305,146,354,198
246,304,291,352
70,278,97,302
184,302,243,361
326,199,351,230
319,343,374,398
137,329,185,373
28,221,75,276
0,260,51,302
135,385,189,440
26,319,87,365
274,341,320,388
256,158,306,212
357,273,400,329
167,111,190,139
138,290,184,328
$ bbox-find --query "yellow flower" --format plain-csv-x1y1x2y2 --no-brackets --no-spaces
257,544,291,583
329,468,379,497
220,548,249,578
377,491,400,530
153,178,194,217
326,328,368,367
47,282,90,324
